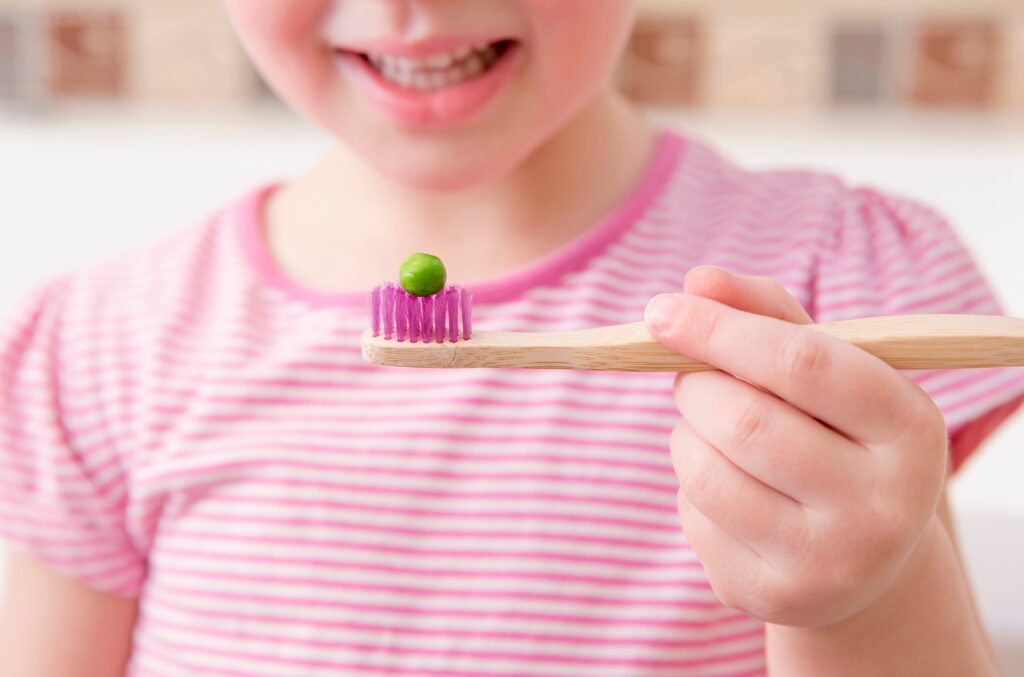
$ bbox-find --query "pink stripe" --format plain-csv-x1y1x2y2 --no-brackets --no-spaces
203,493,679,533
143,614,764,669
815,275,986,315
137,632,765,677
152,564,715,606
216,371,673,397
159,532,696,569
145,458,675,495
147,574,721,628
206,374,673,399
152,554,705,591
148,426,672,455
184,441,673,472
816,256,977,298
0,439,126,480
893,277,989,312
141,410,673,437
144,476,677,514
65,391,676,421
59,369,676,398
139,441,671,477
817,233,965,282
0,472,126,506
132,637,258,677
815,224,958,273
66,419,675,465
183,510,682,551
941,375,1024,417
140,407,675,438
921,369,1010,398
146,589,760,648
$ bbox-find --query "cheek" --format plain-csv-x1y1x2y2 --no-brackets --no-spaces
525,0,634,96
223,1,335,115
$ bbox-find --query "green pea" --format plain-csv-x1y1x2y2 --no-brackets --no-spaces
399,253,447,297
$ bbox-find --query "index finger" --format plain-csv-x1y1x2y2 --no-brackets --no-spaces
645,293,925,445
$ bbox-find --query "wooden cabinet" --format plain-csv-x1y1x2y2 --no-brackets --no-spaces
49,10,124,98
619,16,703,105
910,19,1002,107
0,12,19,99
831,22,891,105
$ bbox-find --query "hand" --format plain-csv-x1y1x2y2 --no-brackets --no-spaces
645,266,950,628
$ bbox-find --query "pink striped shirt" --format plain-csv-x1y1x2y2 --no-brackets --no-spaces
1,131,1022,676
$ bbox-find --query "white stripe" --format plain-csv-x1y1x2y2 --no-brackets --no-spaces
145,601,760,661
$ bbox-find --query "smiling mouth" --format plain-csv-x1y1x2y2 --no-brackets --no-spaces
347,39,516,91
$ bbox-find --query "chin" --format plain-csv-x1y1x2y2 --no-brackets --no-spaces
377,151,521,193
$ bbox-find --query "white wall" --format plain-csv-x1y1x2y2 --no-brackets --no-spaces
0,107,1022,668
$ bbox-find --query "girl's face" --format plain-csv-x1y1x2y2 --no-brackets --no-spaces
223,0,635,190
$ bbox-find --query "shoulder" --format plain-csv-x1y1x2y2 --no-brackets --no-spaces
813,185,993,320
660,131,958,245
653,131,991,317
70,197,245,318
12,188,262,340
1,187,266,403
656,133,849,227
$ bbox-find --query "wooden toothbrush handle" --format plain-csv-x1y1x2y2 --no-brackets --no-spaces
360,315,1024,372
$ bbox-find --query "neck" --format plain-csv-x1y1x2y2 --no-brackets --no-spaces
266,88,655,294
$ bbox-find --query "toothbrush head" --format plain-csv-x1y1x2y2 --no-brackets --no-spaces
367,282,473,343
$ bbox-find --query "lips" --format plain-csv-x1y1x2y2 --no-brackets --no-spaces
333,38,521,128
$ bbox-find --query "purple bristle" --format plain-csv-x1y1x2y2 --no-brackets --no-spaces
461,288,473,340
447,287,459,343
422,296,434,342
409,293,421,343
434,288,447,343
370,283,474,344
369,285,381,337
395,291,408,342
382,283,396,340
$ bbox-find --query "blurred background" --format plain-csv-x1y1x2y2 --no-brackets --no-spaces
1,0,1022,671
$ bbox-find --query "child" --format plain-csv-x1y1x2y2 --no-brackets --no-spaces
1,1,1022,675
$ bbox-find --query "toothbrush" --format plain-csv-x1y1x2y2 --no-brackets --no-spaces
361,284,1024,372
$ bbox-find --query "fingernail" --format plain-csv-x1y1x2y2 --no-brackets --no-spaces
644,294,681,334
685,265,728,285
688,264,728,277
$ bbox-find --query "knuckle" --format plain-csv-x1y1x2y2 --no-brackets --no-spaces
751,582,799,623
731,397,768,450
680,448,716,505
780,330,830,379
823,555,874,606
903,384,945,435
675,487,690,517
706,572,746,612
742,568,806,623
672,372,694,409
669,423,691,475
917,396,948,448
675,371,715,416
865,502,915,553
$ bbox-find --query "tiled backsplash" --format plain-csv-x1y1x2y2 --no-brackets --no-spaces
0,0,1021,111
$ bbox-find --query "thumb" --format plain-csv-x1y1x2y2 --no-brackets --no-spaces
678,265,812,325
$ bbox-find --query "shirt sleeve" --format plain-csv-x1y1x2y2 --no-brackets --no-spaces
811,187,1024,473
0,279,145,596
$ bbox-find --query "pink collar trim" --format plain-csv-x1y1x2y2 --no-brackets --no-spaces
235,131,685,308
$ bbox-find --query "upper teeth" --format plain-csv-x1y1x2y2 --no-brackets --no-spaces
367,43,497,75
